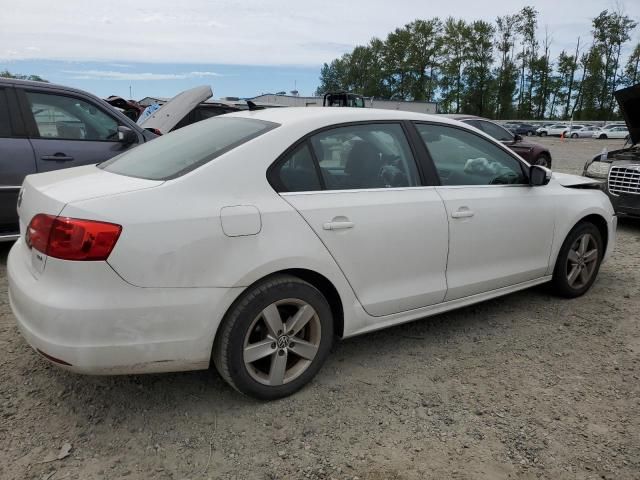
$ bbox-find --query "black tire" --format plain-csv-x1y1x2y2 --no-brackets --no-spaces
551,222,603,298
571,133,578,139
540,131,548,137
535,154,551,168
599,134,607,139
213,274,333,400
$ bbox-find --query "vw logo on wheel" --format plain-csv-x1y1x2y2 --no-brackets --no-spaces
276,335,289,349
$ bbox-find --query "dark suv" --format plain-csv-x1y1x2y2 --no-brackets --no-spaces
0,78,156,239
442,115,552,168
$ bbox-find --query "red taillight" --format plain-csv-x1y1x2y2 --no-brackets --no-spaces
26,214,122,261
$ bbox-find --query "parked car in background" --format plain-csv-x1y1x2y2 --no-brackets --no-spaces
536,124,569,137
9,108,616,399
567,126,600,138
506,123,537,136
592,125,630,140
444,115,552,167
0,78,156,239
583,83,639,218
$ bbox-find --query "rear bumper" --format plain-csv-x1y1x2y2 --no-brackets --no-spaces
8,239,241,374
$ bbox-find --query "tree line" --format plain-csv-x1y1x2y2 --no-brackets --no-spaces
316,8,640,121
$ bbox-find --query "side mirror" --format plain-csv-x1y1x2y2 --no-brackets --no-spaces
529,165,552,186
117,126,137,145
513,134,523,142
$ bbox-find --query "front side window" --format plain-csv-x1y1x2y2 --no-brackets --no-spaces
101,117,277,180
25,91,119,141
309,123,420,190
477,120,514,142
415,123,527,186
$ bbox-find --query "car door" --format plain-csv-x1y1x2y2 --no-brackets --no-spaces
270,122,449,317
0,86,37,235
17,88,136,173
414,122,556,301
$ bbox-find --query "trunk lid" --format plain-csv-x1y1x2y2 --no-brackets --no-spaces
614,83,640,145
138,85,213,135
17,165,162,277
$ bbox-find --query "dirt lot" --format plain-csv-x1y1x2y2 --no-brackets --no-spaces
1,136,638,480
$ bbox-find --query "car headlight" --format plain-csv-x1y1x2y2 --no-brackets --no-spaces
586,161,611,177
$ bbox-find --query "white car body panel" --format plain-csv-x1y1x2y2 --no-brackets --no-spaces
7,107,617,375
282,187,449,316
436,184,555,300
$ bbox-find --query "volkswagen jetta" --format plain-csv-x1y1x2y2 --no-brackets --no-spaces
8,108,616,399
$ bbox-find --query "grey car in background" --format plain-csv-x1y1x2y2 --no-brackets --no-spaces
0,78,157,239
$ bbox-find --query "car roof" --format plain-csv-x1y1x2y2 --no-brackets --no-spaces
225,107,466,129
0,77,93,95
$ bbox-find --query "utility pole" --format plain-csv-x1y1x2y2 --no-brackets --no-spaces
129,85,132,99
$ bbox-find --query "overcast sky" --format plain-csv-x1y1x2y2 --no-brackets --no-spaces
1,0,639,98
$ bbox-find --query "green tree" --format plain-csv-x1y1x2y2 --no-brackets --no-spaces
439,18,470,113
460,20,495,116
622,42,640,85
494,14,520,118
0,70,48,82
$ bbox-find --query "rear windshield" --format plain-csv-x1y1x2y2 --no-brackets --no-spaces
99,117,278,180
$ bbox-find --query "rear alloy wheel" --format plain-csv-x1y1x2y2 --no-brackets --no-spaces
534,155,551,168
213,275,333,400
540,131,548,137
527,131,533,136
551,222,603,298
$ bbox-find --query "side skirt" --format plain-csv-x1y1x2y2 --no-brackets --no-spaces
344,276,552,338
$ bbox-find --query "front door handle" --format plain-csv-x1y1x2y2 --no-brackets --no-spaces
41,153,74,162
451,208,475,219
323,221,354,231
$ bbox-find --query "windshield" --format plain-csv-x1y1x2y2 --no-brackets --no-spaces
100,116,278,180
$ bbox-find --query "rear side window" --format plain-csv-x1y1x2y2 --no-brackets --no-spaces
0,89,11,137
277,143,321,192
310,123,420,190
100,117,278,180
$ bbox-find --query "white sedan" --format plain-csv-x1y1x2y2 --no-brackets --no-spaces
566,125,600,138
537,124,569,137
592,126,630,140
8,108,616,399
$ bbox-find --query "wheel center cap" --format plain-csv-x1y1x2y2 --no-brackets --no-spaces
277,335,290,349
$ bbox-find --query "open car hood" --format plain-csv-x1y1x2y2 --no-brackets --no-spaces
614,83,640,145
138,85,213,134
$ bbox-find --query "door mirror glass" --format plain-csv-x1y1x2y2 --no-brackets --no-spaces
529,165,552,186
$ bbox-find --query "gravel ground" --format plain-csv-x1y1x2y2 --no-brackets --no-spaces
1,136,639,480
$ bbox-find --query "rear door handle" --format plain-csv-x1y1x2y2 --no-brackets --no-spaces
451,208,475,219
41,154,74,162
323,221,354,231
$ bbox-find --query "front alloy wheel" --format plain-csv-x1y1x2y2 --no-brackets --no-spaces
213,275,333,399
552,222,603,297
565,233,599,290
